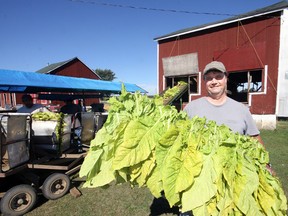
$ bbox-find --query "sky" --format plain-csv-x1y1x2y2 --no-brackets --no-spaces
0,0,282,95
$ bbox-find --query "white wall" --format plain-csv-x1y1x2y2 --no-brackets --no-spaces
253,114,276,130
277,8,288,117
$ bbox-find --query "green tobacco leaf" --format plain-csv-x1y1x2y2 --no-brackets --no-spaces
136,154,156,186
79,90,287,215
112,119,154,170
79,149,103,178
175,147,202,193
156,125,180,172
146,165,163,198
88,159,115,187
256,168,287,215
181,155,217,213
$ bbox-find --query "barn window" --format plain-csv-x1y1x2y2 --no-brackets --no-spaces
165,74,199,103
162,53,199,106
227,70,263,103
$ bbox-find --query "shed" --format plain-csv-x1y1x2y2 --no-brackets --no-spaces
154,1,288,129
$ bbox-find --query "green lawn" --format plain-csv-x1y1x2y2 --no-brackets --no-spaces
26,120,288,216
260,120,288,198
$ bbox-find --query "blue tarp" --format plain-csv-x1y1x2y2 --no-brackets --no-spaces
0,69,147,94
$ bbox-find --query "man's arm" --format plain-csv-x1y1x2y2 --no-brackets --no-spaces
252,134,264,146
251,134,275,175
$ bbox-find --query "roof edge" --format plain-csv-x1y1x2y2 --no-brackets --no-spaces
154,1,288,41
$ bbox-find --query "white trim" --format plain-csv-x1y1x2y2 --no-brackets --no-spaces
264,64,268,95
197,72,202,96
162,75,165,94
249,65,268,95
188,72,202,101
276,8,288,117
156,44,160,94
249,65,268,106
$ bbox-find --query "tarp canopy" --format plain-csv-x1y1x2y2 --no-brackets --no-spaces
0,69,147,94
37,93,104,101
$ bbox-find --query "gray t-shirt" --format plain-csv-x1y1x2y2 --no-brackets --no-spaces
183,97,259,136
17,104,49,114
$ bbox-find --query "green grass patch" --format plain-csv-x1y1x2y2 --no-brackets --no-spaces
261,120,288,198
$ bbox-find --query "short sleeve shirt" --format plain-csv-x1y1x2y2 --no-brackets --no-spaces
17,104,49,114
183,97,260,136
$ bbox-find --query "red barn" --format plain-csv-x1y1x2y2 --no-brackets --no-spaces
10,57,102,111
155,1,288,129
37,57,100,79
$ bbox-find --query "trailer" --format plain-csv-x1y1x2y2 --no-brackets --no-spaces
0,111,107,215
0,68,146,215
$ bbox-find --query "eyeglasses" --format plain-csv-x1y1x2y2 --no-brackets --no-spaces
204,73,225,81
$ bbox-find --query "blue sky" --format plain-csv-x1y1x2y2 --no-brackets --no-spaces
0,0,281,94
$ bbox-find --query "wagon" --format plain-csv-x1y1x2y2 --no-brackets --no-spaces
0,68,146,215
0,111,107,215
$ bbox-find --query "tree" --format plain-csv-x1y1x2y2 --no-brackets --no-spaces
94,69,116,81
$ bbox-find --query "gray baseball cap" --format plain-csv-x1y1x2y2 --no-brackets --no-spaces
203,61,226,75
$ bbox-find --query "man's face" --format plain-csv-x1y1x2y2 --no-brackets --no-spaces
204,71,227,97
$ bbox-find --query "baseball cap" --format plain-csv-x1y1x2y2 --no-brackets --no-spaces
203,61,226,75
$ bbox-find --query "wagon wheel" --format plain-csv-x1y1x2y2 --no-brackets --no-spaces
42,173,71,200
0,184,37,216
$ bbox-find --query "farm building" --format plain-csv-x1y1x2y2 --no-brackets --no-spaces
154,1,288,129
0,57,102,110
37,57,100,79
35,57,102,109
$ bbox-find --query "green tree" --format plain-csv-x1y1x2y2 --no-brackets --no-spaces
95,69,116,81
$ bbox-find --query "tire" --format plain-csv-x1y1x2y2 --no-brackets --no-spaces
0,184,37,216
42,173,70,200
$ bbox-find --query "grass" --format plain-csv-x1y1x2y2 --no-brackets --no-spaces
260,120,288,197
27,183,156,216
26,120,288,216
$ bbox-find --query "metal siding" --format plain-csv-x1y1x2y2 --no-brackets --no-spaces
158,16,281,115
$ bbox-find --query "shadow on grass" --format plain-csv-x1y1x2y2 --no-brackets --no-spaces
149,196,179,216
32,180,82,211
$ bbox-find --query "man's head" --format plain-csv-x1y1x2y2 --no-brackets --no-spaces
203,61,227,76
203,61,228,98
21,95,33,108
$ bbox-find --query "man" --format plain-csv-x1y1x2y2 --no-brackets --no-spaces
17,94,49,113
182,60,269,216
60,99,81,115
183,61,263,143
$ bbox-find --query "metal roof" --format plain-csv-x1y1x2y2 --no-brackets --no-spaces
154,0,288,41
36,57,100,79
37,57,77,74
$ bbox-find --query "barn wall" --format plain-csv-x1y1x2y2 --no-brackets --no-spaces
39,59,101,108
157,13,281,116
52,59,100,79
54,59,101,107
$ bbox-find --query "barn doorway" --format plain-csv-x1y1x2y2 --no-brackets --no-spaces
227,70,263,104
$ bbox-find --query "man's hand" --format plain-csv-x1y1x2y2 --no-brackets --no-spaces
266,163,276,176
